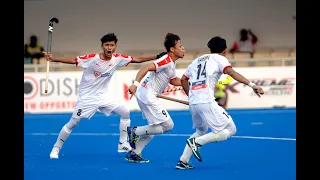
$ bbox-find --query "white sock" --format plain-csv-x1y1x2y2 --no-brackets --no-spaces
53,125,72,149
180,132,201,163
195,129,230,145
134,135,155,155
135,124,163,136
119,119,130,143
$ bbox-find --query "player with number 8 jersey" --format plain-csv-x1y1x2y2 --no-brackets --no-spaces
43,33,167,159
175,36,264,169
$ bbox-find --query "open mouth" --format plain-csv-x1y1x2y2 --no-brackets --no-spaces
107,50,112,54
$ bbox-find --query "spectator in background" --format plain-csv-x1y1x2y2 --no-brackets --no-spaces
229,29,258,58
24,35,45,64
214,83,228,109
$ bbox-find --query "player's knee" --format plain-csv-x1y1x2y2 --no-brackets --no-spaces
65,117,81,130
114,106,130,119
219,129,231,141
226,122,237,136
120,109,130,119
161,118,174,132
230,126,237,136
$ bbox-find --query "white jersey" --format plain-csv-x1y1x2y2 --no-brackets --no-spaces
75,53,133,98
137,54,176,102
183,54,232,105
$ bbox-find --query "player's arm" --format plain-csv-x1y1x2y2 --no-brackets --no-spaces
224,67,264,97
180,75,190,96
126,63,156,99
131,55,157,63
50,57,76,64
224,67,250,85
134,63,156,82
43,52,76,64
131,52,167,63
169,77,182,86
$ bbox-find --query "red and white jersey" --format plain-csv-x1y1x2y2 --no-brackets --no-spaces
137,54,176,100
183,54,231,105
75,53,133,98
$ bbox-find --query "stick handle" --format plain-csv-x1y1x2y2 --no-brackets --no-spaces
45,61,50,93
156,94,189,105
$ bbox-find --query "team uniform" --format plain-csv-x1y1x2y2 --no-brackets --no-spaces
136,54,177,125
73,53,132,119
125,54,177,163
50,53,134,159
176,54,237,169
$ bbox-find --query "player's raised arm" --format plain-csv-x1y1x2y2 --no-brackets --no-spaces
131,52,167,63
43,52,76,64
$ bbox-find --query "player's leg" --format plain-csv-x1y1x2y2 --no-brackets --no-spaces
99,96,132,152
176,105,208,169
126,100,173,163
49,100,98,159
99,104,132,152
126,119,174,163
127,99,173,149
187,103,236,162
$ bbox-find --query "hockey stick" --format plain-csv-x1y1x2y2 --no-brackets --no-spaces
162,86,183,93
156,94,189,105
45,17,59,94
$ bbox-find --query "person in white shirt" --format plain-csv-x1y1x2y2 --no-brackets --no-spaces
125,33,185,163
43,33,167,159
175,36,264,169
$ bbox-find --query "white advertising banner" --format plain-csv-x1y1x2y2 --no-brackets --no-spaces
24,66,296,113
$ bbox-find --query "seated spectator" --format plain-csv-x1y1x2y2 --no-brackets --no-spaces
229,29,258,58
24,35,45,64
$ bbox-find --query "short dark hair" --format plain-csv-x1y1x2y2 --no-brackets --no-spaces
207,36,227,53
101,33,118,44
164,33,180,52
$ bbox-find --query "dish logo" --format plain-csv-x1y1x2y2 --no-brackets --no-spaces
24,76,38,100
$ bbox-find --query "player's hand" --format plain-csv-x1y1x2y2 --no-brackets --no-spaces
42,52,53,62
252,85,264,98
125,85,137,99
156,52,167,59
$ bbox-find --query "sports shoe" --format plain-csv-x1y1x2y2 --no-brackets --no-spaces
125,150,149,163
175,160,194,169
49,146,60,159
118,142,132,153
187,138,202,162
127,126,139,149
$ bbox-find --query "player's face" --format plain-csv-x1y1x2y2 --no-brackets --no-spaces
101,41,117,58
172,40,185,58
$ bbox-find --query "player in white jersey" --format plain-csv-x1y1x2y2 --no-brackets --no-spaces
175,36,264,169
125,33,185,163
43,33,167,159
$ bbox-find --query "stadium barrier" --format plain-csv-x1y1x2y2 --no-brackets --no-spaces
24,66,296,113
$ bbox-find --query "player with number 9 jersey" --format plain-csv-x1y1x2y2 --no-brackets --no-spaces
125,33,185,163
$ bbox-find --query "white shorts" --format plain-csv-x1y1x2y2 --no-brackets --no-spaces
189,101,233,134
136,97,170,125
72,95,120,120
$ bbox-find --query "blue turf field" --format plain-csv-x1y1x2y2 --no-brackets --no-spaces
24,108,296,180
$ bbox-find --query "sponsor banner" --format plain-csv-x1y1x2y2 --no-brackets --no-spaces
24,66,295,113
